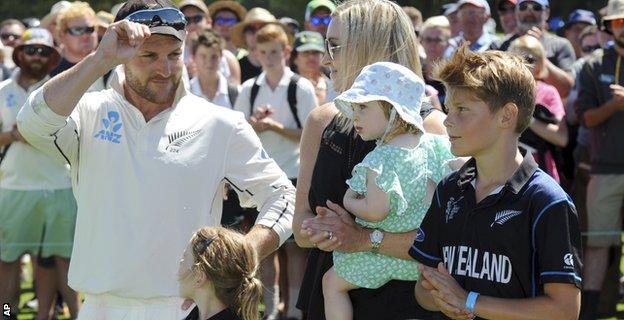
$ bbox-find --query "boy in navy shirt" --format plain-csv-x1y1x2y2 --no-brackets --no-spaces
410,46,582,320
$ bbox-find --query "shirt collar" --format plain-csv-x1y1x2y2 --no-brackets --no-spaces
189,73,229,98
255,67,294,87
456,148,538,194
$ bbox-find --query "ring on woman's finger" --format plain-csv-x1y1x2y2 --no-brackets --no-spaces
327,231,334,240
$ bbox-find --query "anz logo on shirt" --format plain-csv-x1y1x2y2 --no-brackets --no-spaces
94,111,123,144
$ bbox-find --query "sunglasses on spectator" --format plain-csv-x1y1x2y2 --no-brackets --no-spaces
518,2,544,12
126,8,187,31
498,4,515,14
0,33,21,40
23,45,53,57
607,18,624,32
325,38,342,60
581,44,601,53
310,16,331,26
422,36,447,44
65,26,95,36
184,14,205,25
214,17,238,26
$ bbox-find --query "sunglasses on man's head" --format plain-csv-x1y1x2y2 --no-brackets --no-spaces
214,17,238,26
0,33,21,40
518,2,544,12
310,16,331,26
184,14,205,25
65,26,95,36
23,46,53,57
126,8,187,31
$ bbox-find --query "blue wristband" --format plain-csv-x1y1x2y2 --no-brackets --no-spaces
465,291,479,313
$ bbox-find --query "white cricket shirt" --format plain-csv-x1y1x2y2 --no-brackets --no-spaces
17,71,295,299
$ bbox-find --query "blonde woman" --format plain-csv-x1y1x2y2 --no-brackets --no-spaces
178,227,262,320
292,0,446,319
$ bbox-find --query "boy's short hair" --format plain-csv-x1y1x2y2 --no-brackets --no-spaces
190,28,224,55
434,45,535,133
255,24,289,47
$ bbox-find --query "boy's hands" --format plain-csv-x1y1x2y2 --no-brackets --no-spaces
419,263,475,320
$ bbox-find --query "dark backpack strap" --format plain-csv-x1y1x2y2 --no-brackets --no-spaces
249,77,260,117
287,74,302,129
227,83,239,108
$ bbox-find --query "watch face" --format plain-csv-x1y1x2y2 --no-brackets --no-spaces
371,229,383,242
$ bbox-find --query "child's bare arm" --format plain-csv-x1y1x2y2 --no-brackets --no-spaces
343,170,390,222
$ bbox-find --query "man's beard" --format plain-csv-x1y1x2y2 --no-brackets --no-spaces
21,61,48,80
125,67,180,105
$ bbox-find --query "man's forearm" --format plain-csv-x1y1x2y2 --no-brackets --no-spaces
43,52,115,117
583,101,619,128
0,131,14,147
245,225,280,260
544,62,573,98
271,124,302,141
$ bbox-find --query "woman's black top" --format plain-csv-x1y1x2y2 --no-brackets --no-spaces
296,111,439,320
183,306,241,320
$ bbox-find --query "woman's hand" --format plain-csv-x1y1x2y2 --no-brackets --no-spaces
300,200,368,253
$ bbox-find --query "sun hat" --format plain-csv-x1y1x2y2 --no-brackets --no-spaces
293,31,324,52
335,61,426,141
12,28,61,72
230,8,292,48
207,0,248,21
603,0,624,21
178,0,209,15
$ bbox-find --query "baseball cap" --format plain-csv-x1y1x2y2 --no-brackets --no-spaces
564,9,597,29
517,0,550,8
305,0,336,22
293,31,324,52
457,0,491,15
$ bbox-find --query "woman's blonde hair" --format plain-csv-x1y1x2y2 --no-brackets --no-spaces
332,0,422,93
190,227,262,320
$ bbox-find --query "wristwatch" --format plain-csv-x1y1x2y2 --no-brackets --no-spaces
369,229,384,253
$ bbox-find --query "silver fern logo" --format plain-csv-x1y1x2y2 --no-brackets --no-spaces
490,210,523,227
166,130,201,153
445,196,463,223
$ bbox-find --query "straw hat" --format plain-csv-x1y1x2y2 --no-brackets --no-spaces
230,8,293,49
207,0,248,21
603,0,624,22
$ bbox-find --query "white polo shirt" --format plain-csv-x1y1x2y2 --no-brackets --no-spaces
234,68,318,179
189,73,237,109
17,71,295,299
0,69,70,190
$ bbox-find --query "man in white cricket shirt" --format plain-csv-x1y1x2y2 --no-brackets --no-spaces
16,1,295,319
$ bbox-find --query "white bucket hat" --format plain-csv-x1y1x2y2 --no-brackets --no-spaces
335,61,426,143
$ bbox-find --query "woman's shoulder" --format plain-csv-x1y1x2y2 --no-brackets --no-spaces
306,101,339,129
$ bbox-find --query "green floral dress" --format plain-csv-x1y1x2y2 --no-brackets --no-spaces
333,133,455,288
